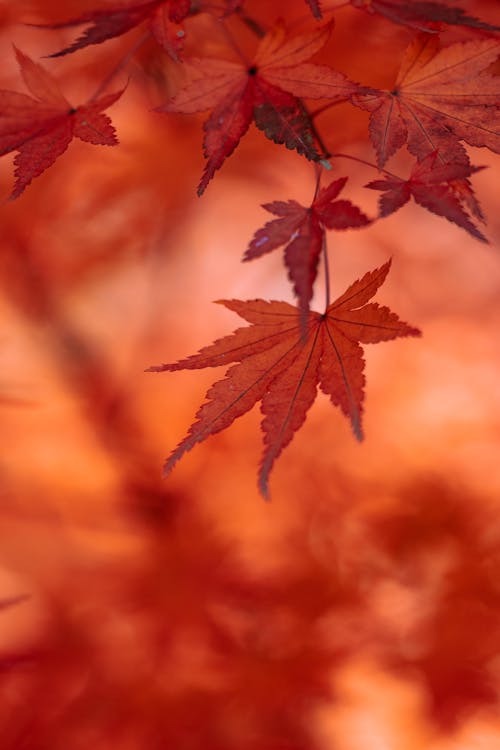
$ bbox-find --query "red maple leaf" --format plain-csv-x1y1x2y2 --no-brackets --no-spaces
350,0,500,33
366,152,487,241
0,48,122,198
159,23,360,194
244,176,370,325
352,35,500,168
147,261,420,498
37,0,241,61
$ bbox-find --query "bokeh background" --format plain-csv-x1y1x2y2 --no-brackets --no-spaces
1,1,500,747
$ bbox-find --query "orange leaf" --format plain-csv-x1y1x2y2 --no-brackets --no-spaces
148,261,420,497
352,35,500,168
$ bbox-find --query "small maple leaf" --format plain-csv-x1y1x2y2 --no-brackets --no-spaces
0,48,123,198
159,23,360,194
148,261,420,498
37,0,240,61
244,177,370,325
366,152,487,241
350,0,500,33
352,35,500,168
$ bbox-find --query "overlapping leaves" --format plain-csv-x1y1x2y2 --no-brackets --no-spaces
244,177,370,324
159,23,360,194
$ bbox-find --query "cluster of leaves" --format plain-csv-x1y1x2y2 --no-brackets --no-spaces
0,0,499,495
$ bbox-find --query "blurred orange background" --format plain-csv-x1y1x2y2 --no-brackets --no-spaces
1,1,500,748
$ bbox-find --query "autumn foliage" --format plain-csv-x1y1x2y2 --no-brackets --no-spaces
0,0,499,748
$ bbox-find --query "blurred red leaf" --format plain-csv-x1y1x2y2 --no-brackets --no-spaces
39,0,184,60
0,594,30,612
350,0,500,32
0,48,122,198
34,0,242,61
148,261,420,497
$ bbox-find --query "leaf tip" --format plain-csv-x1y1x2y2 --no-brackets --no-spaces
408,325,423,338
162,453,178,478
352,417,363,442
258,474,271,501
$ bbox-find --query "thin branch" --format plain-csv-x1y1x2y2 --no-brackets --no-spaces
329,151,400,179
234,9,332,164
313,162,323,201
218,17,251,65
288,1,351,31
234,8,267,39
87,31,150,103
308,109,332,162
309,98,351,119
322,232,331,311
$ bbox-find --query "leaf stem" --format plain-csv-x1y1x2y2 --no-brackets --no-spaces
219,18,251,65
234,8,267,39
287,0,351,30
308,112,331,162
309,99,350,119
234,8,331,162
322,232,330,311
313,162,322,200
87,31,150,103
329,151,400,179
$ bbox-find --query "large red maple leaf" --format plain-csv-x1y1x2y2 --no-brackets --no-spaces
148,261,420,498
366,152,487,241
350,0,500,33
37,0,241,61
352,35,500,168
244,176,370,325
159,23,361,194
0,48,123,198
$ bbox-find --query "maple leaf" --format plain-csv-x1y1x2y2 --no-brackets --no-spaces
37,0,241,62
0,48,122,198
244,177,370,326
350,0,500,33
352,35,500,168
147,261,420,498
366,152,487,241
159,23,361,194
